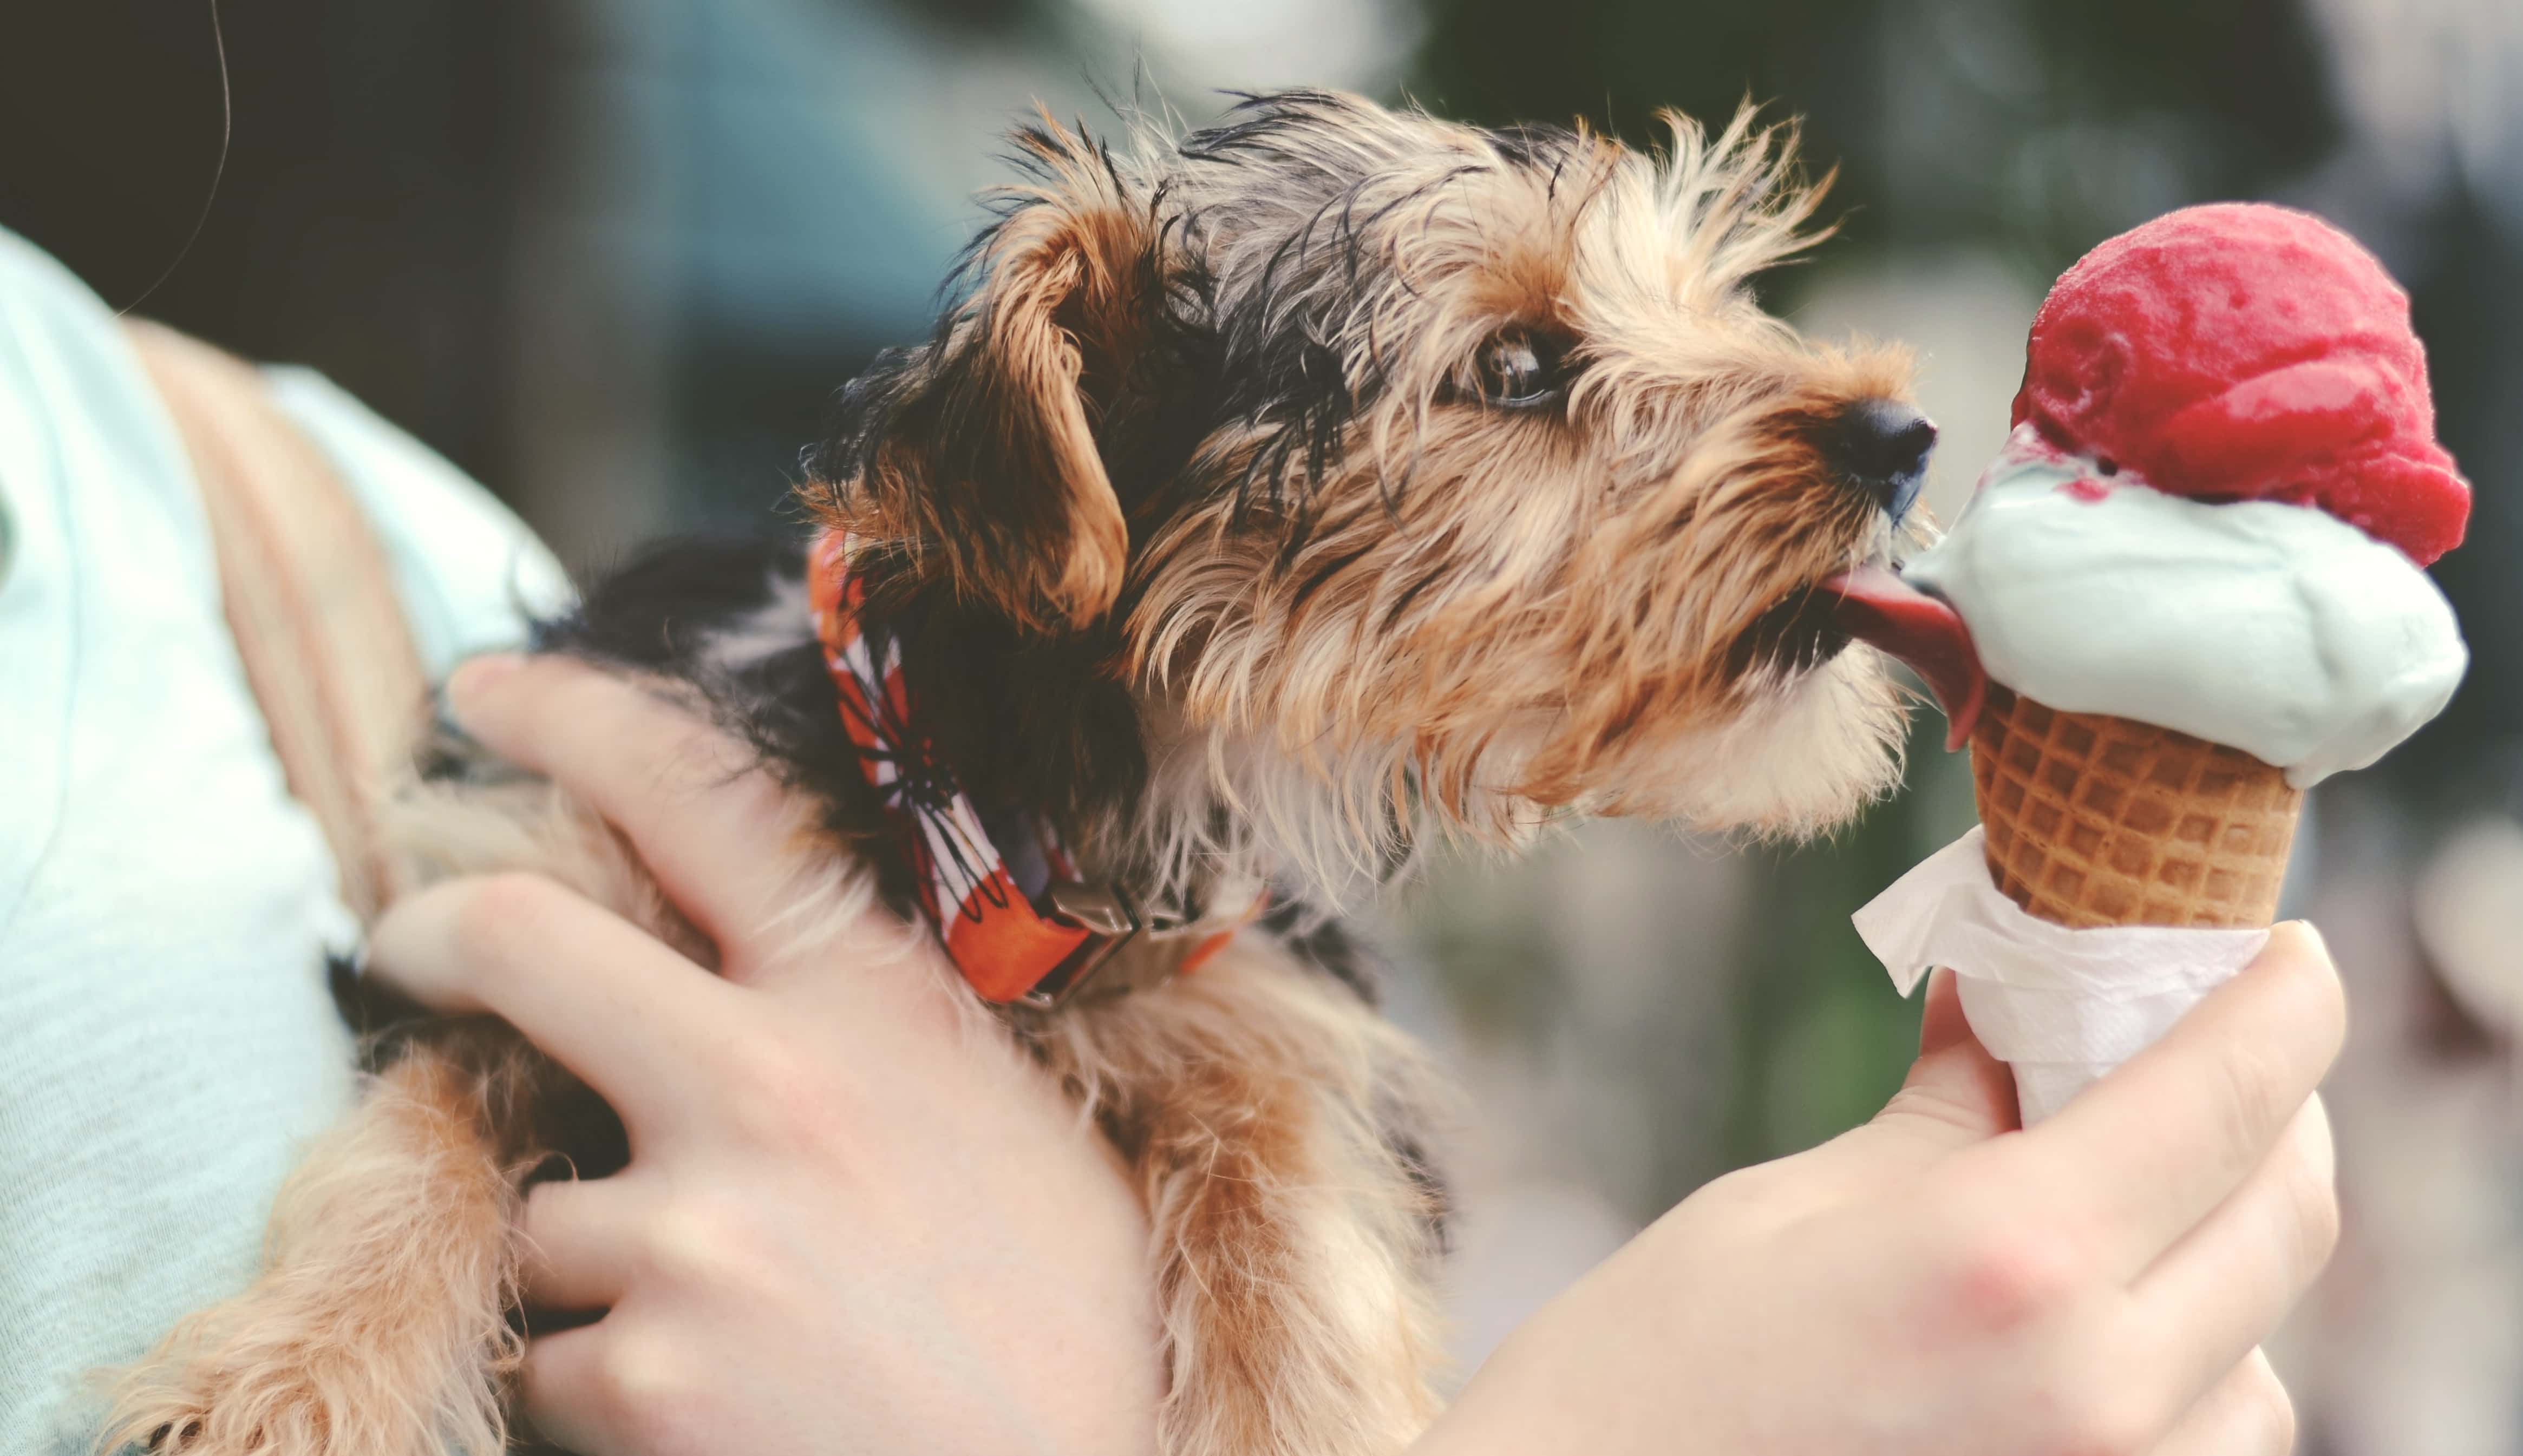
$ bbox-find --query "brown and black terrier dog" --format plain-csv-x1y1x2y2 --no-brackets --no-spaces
103,90,1931,1456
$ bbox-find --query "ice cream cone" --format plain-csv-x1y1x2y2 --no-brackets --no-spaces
1847,204,2467,1124
1969,684,2303,930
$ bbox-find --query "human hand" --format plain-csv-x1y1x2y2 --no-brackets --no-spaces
1420,928,2343,1456
366,653,1161,1456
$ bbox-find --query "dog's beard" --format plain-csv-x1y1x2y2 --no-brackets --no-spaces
1585,645,1911,836
1129,642,1905,916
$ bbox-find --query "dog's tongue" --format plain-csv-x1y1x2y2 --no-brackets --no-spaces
1823,566,1986,750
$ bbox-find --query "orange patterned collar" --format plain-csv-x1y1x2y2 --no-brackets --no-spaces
806,529,1242,1005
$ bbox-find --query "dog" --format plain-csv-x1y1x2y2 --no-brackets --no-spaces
101,89,1931,1456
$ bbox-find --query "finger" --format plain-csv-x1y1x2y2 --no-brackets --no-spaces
1864,969,2023,1158
1918,966,1976,1055
447,652,813,944
518,1322,618,1456
2010,921,2344,1274
520,1176,643,1314
2148,1349,2296,1456
2130,1097,2338,1397
367,872,754,1135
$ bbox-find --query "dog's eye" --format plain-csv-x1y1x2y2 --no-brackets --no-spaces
1472,331,1568,409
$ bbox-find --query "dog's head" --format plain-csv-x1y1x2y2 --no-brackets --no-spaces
808,91,1929,896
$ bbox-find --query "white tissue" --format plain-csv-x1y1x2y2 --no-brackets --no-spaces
1853,828,2270,1123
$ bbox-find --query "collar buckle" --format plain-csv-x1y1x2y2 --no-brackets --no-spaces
1023,882,1144,1009
1023,882,1203,1008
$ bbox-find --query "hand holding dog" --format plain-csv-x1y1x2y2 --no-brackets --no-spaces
368,653,1164,1456
377,653,2337,1456
1422,934,2341,1456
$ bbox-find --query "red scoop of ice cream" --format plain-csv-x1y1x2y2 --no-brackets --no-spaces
2012,202,2469,565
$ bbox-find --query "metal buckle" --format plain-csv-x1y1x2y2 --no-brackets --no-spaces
1022,882,1143,1009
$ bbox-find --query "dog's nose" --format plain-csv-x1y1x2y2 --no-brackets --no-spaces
1826,399,1937,521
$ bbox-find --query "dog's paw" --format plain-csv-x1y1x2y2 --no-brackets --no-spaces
93,1303,509,1456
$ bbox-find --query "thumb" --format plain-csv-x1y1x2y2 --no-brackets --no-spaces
1868,969,2022,1153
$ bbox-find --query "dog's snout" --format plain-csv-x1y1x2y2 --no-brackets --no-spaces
1827,399,1937,520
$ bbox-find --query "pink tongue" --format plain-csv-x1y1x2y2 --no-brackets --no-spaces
1822,566,1986,750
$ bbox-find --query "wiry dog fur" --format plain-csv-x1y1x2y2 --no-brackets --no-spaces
101,91,1929,1456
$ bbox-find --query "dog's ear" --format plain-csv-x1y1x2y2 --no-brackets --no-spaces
812,119,1161,634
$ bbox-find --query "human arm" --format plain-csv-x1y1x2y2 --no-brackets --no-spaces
1417,941,2337,1456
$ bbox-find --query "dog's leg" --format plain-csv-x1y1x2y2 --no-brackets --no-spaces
1044,944,1449,1456
95,1046,521,1456
95,778,689,1456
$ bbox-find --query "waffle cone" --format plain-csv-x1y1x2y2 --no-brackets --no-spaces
1969,685,2302,929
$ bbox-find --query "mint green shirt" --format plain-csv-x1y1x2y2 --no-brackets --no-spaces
0,227,571,1451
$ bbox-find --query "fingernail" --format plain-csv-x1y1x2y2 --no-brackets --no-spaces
2273,918,2330,960
447,653,524,715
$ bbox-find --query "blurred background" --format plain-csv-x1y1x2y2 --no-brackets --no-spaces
6,1,2518,1447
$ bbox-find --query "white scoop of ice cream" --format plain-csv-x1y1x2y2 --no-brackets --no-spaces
1903,424,2467,787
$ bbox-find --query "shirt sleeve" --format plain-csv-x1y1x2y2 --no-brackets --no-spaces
258,366,576,677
